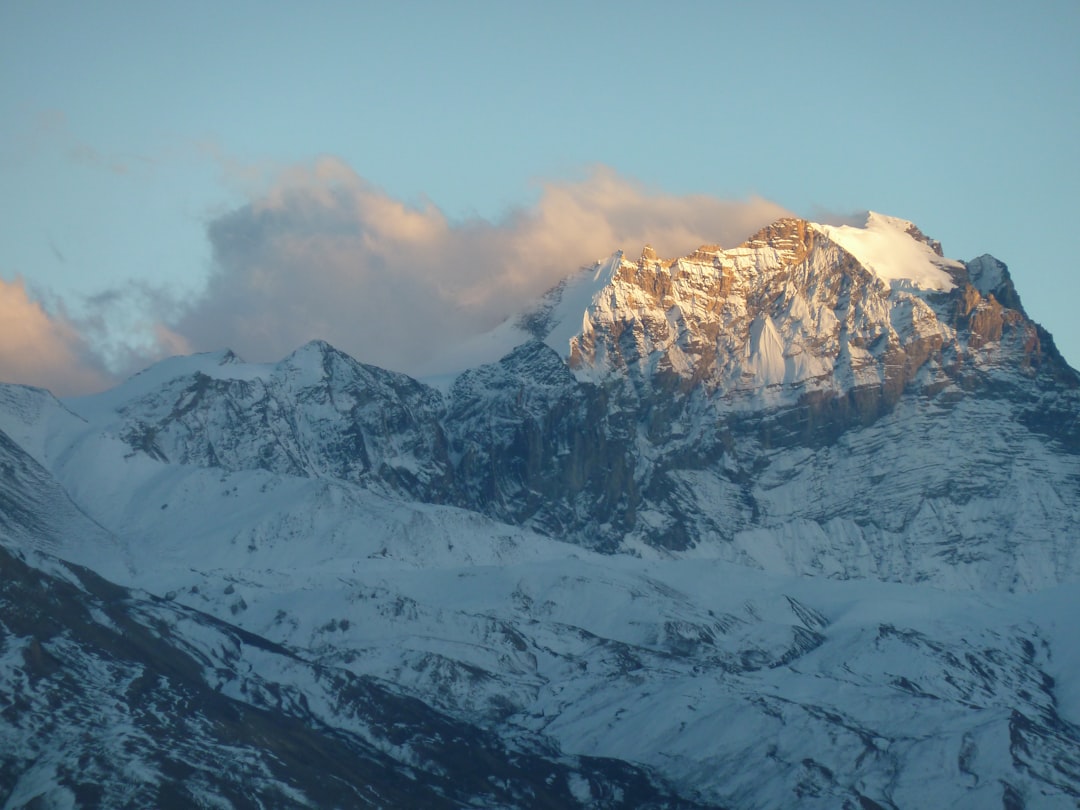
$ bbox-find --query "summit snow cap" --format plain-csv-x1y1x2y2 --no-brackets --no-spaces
813,212,963,292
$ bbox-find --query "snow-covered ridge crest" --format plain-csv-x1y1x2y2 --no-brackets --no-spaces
813,211,964,292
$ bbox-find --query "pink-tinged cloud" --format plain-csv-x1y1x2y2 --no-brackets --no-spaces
170,159,791,375
0,278,112,396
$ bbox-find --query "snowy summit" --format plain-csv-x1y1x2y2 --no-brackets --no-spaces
815,211,963,292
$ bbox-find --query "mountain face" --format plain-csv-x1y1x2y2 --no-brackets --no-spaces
3,212,1080,808
0,542,695,809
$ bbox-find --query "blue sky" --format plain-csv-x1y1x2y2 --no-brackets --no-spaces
1,1,1078,392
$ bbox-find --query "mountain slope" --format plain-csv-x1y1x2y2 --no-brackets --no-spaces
0,542,704,809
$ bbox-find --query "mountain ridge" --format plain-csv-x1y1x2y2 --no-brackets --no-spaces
33,211,1076,586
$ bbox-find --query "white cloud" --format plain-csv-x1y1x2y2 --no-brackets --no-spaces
170,159,791,375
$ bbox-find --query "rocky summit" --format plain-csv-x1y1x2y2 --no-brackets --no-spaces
2,212,1080,808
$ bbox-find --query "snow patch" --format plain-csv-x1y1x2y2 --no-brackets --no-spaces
744,314,786,386
967,254,1007,296
542,251,624,360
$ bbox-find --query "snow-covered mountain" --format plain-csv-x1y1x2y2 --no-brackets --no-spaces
3,212,1080,808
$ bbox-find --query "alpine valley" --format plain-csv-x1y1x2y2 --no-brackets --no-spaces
2,212,1080,808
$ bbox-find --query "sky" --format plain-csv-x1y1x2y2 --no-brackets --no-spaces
1,1,1078,394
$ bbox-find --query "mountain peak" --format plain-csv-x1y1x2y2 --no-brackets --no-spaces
411,211,1069,413
287,338,340,359
742,216,814,255
812,212,963,292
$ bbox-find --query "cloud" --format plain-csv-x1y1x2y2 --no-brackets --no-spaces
168,159,791,375
73,283,194,378
2,160,792,394
0,278,113,396
806,206,872,228
14,110,152,176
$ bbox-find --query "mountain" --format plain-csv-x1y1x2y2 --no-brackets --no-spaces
2,212,1079,808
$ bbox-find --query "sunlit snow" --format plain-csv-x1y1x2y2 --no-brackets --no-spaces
815,211,962,291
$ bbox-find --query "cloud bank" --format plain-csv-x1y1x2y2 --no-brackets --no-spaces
173,160,790,375
1,161,791,394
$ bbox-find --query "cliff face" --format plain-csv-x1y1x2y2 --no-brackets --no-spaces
565,216,1069,409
